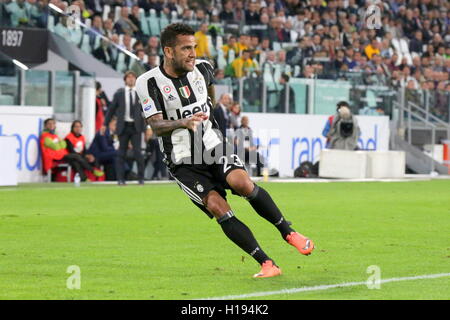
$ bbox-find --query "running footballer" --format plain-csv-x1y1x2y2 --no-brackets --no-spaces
135,23,314,278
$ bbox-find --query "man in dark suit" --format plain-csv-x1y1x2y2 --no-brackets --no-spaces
278,73,295,113
103,71,145,185
213,93,232,139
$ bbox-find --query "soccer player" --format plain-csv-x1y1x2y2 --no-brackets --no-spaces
135,23,314,278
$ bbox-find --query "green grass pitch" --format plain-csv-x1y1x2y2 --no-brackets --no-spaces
0,180,449,300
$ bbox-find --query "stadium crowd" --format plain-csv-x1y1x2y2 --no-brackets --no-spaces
1,0,449,119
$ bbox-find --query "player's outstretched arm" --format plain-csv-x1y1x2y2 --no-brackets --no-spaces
147,113,208,136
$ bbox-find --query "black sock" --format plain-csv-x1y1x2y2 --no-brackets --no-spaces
246,184,294,239
218,211,272,265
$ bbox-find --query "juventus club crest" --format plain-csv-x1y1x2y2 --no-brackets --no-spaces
179,86,191,99
193,79,204,94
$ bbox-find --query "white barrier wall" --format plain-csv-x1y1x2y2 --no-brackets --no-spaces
241,113,390,177
0,106,53,183
0,136,18,186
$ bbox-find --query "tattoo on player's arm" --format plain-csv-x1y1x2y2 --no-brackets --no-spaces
147,113,186,136
207,85,216,108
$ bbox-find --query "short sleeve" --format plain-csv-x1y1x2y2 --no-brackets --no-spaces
135,75,162,118
196,60,215,86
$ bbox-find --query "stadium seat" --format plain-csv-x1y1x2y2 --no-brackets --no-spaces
47,14,55,32
160,14,169,31
227,49,235,65
0,94,14,105
102,5,110,21
130,37,136,49
207,35,217,57
80,34,92,53
93,35,101,51
115,52,127,73
217,49,227,69
216,35,223,51
272,42,281,51
70,28,83,47
140,9,150,36
114,6,121,22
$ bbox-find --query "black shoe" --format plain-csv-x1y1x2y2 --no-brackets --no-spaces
118,180,126,186
138,180,145,185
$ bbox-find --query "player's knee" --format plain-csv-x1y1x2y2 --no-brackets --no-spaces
231,178,255,197
203,192,226,216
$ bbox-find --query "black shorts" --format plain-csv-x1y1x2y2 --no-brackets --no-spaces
169,154,246,219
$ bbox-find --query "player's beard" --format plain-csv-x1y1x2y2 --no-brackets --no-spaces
172,56,194,75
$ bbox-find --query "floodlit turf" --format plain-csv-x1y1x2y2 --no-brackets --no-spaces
0,180,449,300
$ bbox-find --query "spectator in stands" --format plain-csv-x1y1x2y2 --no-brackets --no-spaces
214,93,232,138
114,6,139,35
103,18,115,38
147,53,158,69
194,22,211,59
235,34,250,56
409,30,424,54
230,49,259,78
219,0,234,22
222,35,238,66
233,0,246,24
129,4,143,39
144,36,160,57
228,101,242,131
88,117,119,181
93,38,114,66
87,14,104,49
85,0,104,16
130,49,150,76
364,38,381,60
4,0,31,27
245,0,260,25
278,73,295,113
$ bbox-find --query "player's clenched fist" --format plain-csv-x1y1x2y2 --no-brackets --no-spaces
183,112,208,132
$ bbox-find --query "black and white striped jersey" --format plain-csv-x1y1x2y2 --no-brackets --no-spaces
135,59,223,167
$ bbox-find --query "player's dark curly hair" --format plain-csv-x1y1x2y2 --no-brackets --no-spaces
160,23,195,49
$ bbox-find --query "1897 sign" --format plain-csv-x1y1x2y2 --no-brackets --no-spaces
0,27,48,63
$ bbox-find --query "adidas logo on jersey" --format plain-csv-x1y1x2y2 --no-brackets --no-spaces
167,94,177,101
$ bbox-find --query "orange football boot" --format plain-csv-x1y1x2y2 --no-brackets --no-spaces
253,260,282,278
286,232,315,255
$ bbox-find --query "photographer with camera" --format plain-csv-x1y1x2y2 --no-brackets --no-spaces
324,101,360,151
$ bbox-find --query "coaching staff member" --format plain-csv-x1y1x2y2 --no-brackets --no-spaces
103,71,145,185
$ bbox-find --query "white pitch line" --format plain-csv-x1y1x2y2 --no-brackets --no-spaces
199,273,450,300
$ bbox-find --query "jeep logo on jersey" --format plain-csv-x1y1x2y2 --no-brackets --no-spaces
168,102,208,120
179,86,191,99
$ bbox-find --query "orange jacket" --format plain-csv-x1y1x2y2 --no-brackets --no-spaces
40,130,68,172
